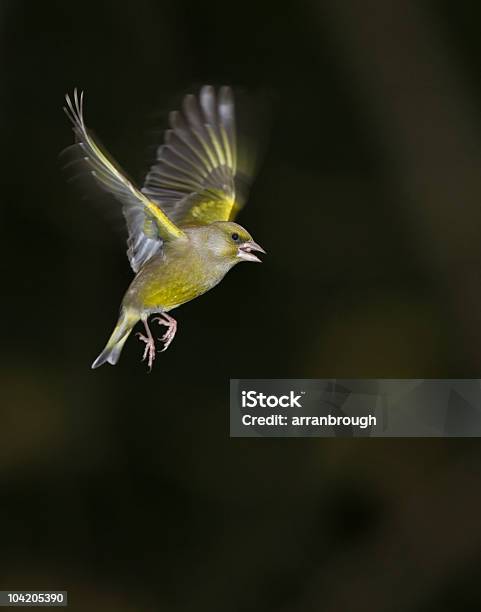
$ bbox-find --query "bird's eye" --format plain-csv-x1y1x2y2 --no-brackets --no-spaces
231,232,239,242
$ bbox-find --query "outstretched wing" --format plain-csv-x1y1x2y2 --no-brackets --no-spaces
141,86,253,227
64,90,185,273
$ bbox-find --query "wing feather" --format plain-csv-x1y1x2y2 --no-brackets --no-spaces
64,90,185,272
142,86,253,227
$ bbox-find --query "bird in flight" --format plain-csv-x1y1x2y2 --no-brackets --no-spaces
64,86,265,370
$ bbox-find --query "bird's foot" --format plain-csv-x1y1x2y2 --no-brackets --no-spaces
136,332,156,370
153,314,178,352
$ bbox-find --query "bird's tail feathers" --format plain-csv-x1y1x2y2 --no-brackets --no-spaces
91,308,137,369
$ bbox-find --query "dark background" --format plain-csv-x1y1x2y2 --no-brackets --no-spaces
2,1,481,610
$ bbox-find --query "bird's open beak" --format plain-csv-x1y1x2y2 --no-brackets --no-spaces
237,240,266,263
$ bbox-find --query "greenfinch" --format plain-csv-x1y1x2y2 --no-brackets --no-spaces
64,86,265,369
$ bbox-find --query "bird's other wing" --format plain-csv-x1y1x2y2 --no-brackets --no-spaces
64,90,186,273
141,86,254,227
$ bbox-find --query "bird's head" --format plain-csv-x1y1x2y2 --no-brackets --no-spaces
203,221,266,264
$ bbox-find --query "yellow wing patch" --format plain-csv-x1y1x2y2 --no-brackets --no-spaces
179,195,237,226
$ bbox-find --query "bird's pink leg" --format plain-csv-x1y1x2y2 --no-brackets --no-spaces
136,318,157,370
153,313,178,352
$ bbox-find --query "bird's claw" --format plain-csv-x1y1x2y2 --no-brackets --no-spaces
153,315,177,352
160,327,176,352
136,332,156,371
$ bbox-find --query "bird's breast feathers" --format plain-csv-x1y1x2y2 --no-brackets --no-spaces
123,237,231,312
